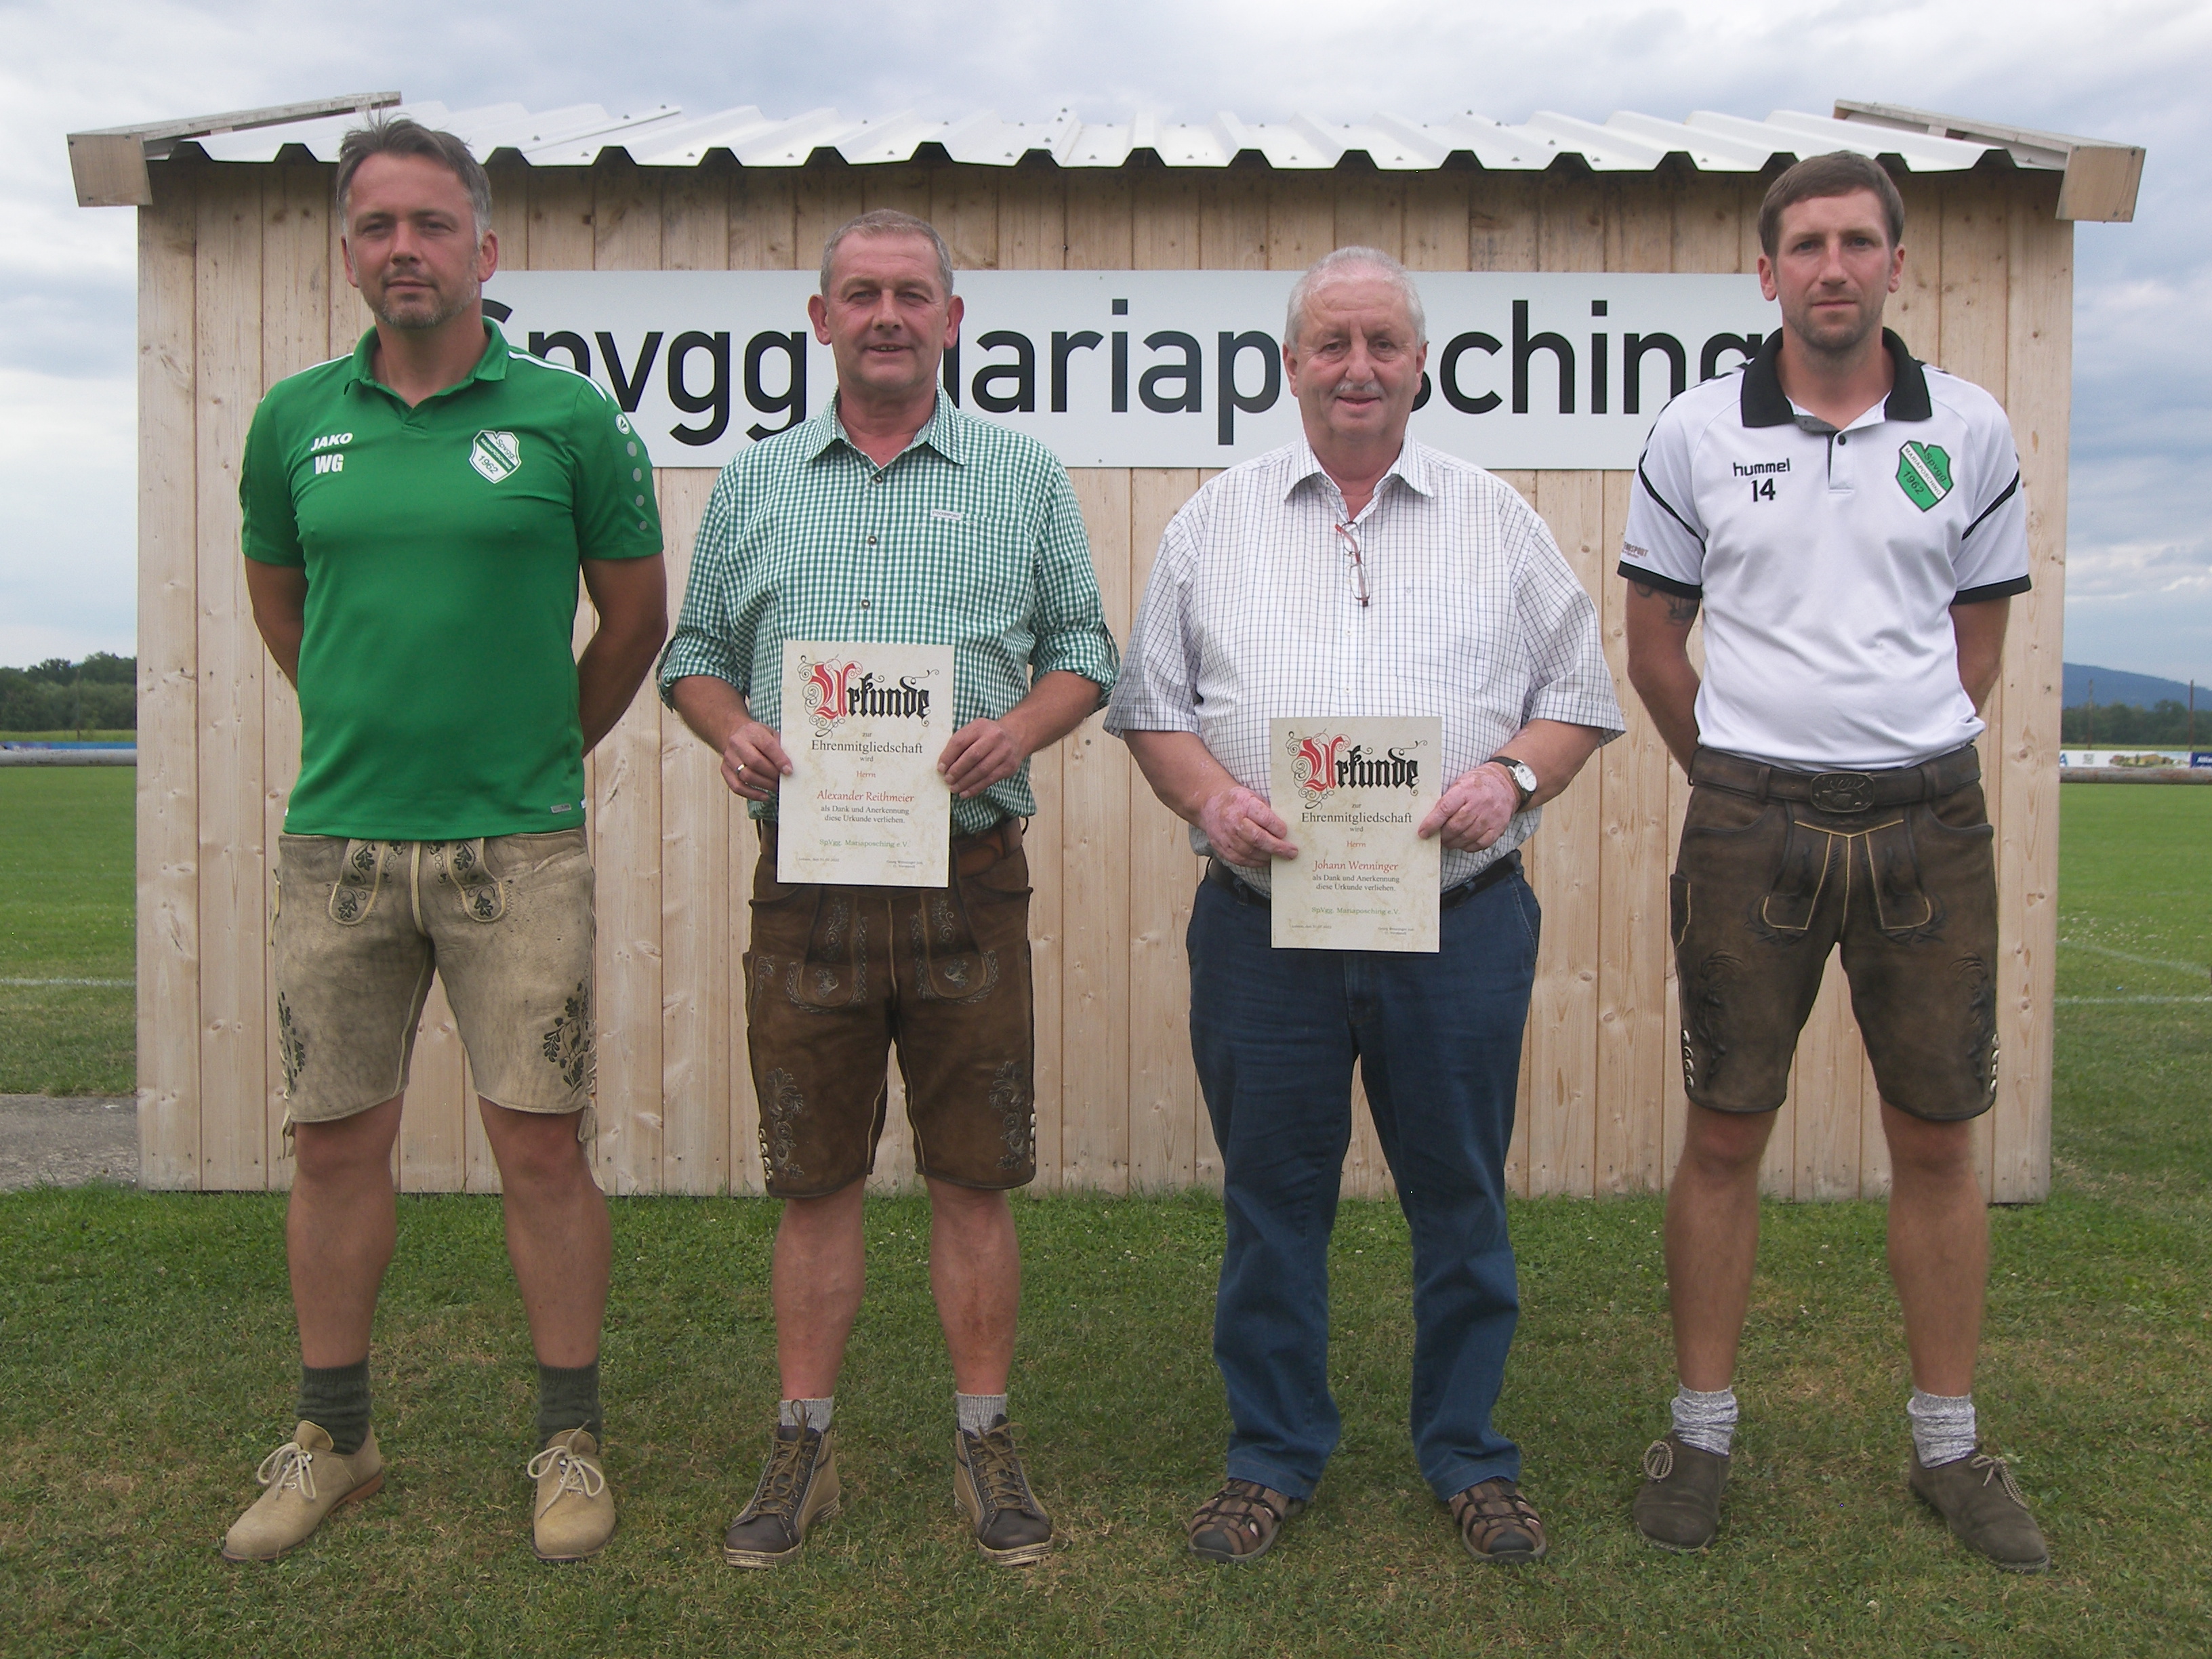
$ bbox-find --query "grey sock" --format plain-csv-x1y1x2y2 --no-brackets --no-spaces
956,1392,1008,1437
779,1397,834,1433
1908,1388,1976,1468
298,1358,371,1456
536,1358,603,1446
1671,1384,1738,1457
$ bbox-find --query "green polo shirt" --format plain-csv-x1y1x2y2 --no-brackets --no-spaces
658,394,1119,835
241,323,662,840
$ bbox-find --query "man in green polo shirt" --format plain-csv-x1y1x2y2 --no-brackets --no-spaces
222,116,667,1565
663,210,1118,1568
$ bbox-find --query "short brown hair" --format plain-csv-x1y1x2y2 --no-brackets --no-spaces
335,115,492,236
818,210,955,298
1758,151,1905,257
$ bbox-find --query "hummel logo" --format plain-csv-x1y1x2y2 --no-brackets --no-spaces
470,430,523,483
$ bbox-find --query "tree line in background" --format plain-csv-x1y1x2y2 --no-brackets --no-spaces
0,655,136,733
2060,699,2204,748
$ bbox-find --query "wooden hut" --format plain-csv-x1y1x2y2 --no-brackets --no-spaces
71,93,2144,1202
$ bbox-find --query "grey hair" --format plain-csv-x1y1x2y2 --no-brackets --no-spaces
1284,246,1428,350
819,210,956,298
335,115,492,237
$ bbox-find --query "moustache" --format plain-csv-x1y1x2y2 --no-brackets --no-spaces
1332,379,1386,399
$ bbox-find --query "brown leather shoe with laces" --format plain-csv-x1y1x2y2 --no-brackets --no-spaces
724,1423,840,1568
1632,1431,1729,1551
1450,1477,1547,1564
954,1418,1056,1565
1187,1478,1307,1563
1909,1448,2050,1572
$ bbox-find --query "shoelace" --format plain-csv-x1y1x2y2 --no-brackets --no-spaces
1969,1452,2028,1507
1642,1439,1675,1481
255,1441,318,1502
527,1444,606,1501
964,1429,1036,1518
743,1435,816,1521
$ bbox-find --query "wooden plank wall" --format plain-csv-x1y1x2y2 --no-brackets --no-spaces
136,157,2064,1202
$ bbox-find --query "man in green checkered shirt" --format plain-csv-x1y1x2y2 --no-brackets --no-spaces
661,209,1116,1570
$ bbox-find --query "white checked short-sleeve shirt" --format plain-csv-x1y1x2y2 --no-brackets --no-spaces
1105,434,1624,892
1620,331,2030,772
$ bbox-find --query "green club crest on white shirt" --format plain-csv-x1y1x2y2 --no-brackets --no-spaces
470,429,523,483
1896,441,1953,511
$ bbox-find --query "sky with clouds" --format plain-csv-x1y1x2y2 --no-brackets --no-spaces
3,0,2207,680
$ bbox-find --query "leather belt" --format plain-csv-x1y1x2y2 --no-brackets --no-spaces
756,817,1023,881
1689,744,1980,815
1206,848,1521,911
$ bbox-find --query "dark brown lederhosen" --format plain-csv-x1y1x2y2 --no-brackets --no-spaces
1671,743,2000,1122
743,819,1035,1196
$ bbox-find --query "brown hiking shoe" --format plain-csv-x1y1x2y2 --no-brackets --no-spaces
954,1419,1056,1565
1910,1448,2050,1572
1632,1432,1729,1552
1450,1477,1547,1564
724,1423,841,1568
1187,1478,1306,1563
220,1422,384,1562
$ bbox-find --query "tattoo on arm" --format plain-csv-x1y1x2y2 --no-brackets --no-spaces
1633,581,1701,626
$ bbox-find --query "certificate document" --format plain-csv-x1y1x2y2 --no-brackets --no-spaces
1268,716,1442,952
777,641,955,888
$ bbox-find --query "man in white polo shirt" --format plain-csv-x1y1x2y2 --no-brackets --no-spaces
1618,151,2044,1571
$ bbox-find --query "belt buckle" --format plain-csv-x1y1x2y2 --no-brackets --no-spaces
1809,772,1875,813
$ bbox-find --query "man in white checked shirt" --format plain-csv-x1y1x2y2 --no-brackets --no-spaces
1108,247,1622,1567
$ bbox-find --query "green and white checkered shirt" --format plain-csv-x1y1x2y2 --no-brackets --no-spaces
659,394,1119,833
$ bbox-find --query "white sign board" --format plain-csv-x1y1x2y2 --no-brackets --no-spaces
483,270,1778,471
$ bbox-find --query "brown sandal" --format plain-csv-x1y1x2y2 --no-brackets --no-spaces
1450,1477,1547,1564
1187,1478,1307,1563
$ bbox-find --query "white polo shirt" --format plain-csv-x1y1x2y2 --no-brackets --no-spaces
1106,433,1623,892
1620,330,2029,773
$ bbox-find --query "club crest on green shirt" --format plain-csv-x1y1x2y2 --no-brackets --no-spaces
1895,441,1953,512
470,429,523,483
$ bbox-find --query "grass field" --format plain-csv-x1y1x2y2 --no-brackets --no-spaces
0,769,134,1095
0,783,2205,1656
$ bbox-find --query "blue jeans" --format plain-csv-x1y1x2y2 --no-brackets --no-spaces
1188,866,1540,1502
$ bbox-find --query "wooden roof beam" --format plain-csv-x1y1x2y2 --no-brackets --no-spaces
1833,98,2145,222
67,91,402,207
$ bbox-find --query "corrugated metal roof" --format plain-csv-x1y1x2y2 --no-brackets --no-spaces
184,99,2042,174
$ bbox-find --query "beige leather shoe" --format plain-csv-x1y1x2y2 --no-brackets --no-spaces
529,1427,615,1561
221,1422,384,1562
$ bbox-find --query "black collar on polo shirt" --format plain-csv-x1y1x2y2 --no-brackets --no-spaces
1739,328,1932,428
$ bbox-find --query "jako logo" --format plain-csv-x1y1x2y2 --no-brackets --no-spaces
470,430,523,483
801,659,933,737
1289,735,1422,805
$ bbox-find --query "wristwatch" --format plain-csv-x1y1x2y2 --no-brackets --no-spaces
1486,755,1538,811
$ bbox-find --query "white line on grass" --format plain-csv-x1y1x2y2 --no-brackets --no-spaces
2053,995,2212,1006
0,977,131,987
2059,939,2209,978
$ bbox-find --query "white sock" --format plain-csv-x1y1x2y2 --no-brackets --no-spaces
1908,1389,1976,1468
1671,1385,1738,1456
779,1396,833,1433
956,1392,1008,1437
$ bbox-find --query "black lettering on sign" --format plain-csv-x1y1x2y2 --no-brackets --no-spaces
742,331,806,441
529,330,592,375
1513,300,1574,415
669,331,733,446
597,332,663,412
1111,331,1129,413
1590,331,1609,415
1700,331,1767,381
1439,333,1502,415
1141,331,1202,414
1413,369,1432,412
1215,331,1280,444
1624,333,1686,414
972,330,1037,414
1051,330,1103,413
941,337,961,408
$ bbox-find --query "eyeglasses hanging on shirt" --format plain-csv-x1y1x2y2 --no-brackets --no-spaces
1334,523,1371,608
